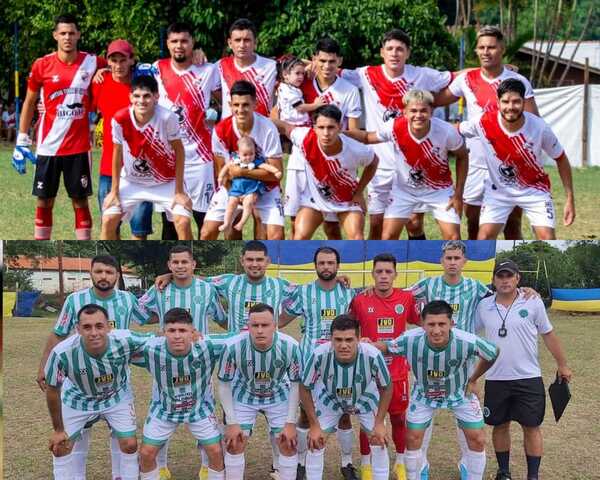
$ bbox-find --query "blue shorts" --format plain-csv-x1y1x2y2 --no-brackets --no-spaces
98,175,153,236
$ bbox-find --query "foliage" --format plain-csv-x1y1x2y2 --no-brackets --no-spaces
3,266,33,290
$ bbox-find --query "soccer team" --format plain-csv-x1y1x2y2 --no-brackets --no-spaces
38,241,572,480
13,14,576,241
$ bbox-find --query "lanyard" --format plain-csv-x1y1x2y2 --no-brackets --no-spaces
494,294,518,338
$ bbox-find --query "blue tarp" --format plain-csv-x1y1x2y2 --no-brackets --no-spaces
12,291,41,317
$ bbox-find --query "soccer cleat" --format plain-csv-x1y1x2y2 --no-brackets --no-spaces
159,467,172,480
296,464,306,480
458,462,468,480
269,466,281,480
341,463,359,480
393,463,407,480
198,465,209,480
419,462,429,480
494,470,513,480
360,464,373,480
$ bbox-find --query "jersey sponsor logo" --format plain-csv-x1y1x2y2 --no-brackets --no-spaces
336,387,353,399
94,373,114,385
377,317,395,334
450,303,460,313
320,308,337,320
173,375,191,385
254,371,271,381
427,369,445,379
244,300,260,311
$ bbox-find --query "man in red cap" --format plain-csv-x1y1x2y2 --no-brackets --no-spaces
91,39,153,240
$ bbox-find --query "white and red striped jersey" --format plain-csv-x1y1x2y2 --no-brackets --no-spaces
28,52,101,156
217,55,277,118
341,64,451,170
112,105,180,186
212,113,282,191
290,126,375,203
449,67,534,169
377,116,463,191
460,111,563,195
154,59,219,166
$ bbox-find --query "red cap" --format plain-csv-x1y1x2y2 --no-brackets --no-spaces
107,39,134,58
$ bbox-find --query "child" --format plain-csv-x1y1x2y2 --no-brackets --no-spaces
218,136,282,232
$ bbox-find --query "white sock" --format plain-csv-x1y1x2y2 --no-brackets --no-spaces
361,454,371,466
395,452,405,465
456,424,468,464
305,449,325,480
224,451,245,480
370,445,390,480
119,451,139,480
420,424,433,471
157,437,169,469
139,467,159,480
270,432,280,469
72,428,90,480
53,453,74,480
279,452,299,480
200,446,209,467
405,449,422,480
110,433,121,479
466,450,486,480
207,467,225,480
337,427,354,466
297,427,309,466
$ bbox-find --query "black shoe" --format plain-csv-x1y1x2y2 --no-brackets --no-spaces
340,463,359,480
296,464,306,480
495,470,512,480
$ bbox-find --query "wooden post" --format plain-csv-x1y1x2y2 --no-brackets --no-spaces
57,240,65,303
582,57,589,167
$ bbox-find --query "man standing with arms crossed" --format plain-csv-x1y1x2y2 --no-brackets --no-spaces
475,260,572,480
350,253,421,480
14,14,104,240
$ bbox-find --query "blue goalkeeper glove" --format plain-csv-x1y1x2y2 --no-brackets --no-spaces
12,133,36,175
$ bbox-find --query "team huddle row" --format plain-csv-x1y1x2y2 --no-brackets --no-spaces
14,15,576,241
38,241,572,480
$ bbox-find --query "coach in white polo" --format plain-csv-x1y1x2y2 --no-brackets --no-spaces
475,260,572,480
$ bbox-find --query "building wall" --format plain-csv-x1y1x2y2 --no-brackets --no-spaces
29,271,141,294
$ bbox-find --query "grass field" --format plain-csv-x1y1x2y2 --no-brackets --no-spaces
4,312,600,479
1,144,599,240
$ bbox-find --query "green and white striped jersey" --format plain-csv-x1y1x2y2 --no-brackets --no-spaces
386,328,497,408
283,282,357,365
54,287,148,336
218,331,301,406
302,342,391,414
45,329,152,411
410,276,490,333
138,279,226,334
132,334,232,422
208,274,295,333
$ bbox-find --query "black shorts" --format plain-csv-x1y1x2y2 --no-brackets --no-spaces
484,377,546,427
32,152,93,199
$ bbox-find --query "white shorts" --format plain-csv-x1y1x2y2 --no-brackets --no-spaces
284,168,306,217
205,186,285,226
232,400,289,435
367,169,395,215
314,396,376,434
463,167,489,206
103,177,191,221
384,186,461,224
299,181,362,216
143,411,221,446
480,189,555,228
184,162,216,212
406,395,484,430
62,398,137,440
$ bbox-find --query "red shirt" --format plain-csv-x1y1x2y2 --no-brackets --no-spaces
350,288,420,380
91,71,131,176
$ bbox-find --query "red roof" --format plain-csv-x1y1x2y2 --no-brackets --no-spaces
8,256,135,273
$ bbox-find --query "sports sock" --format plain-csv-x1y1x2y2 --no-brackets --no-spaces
305,448,325,480
207,467,225,480
72,428,90,480
395,453,405,465
390,413,407,456
361,454,371,466
359,430,371,457
337,427,354,466
456,424,469,465
526,455,541,479
297,427,308,466
495,450,510,473
224,451,245,480
420,423,433,472
370,445,390,480
157,438,169,469
278,452,299,480
200,446,209,467
405,449,422,480
270,431,280,469
466,450,486,480
139,467,159,480
74,207,92,240
53,453,74,479
119,450,139,480
35,206,53,240
408,233,426,240
110,434,121,479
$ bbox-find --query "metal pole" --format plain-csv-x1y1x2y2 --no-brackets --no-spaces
582,57,589,167
14,22,21,132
